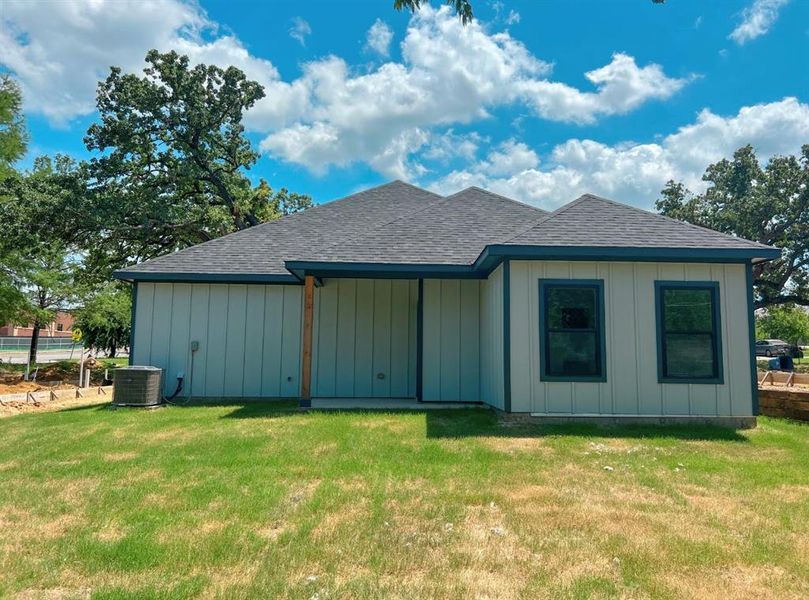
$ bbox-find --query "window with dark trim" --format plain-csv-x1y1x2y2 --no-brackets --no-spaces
538,279,606,382
654,281,723,384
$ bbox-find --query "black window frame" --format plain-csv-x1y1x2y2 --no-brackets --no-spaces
654,281,724,384
538,279,607,382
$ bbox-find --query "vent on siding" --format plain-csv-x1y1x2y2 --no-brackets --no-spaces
112,367,163,406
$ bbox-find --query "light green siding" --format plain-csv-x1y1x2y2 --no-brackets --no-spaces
422,279,481,402
479,264,505,409
508,261,753,416
132,282,302,397
311,278,417,398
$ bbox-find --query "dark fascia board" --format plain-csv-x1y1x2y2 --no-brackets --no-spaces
284,260,484,280
474,244,782,273
112,271,301,284
115,244,781,283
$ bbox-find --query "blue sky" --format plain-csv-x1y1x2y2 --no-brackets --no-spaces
2,0,808,209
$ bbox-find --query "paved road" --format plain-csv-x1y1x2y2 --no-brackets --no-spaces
0,349,128,365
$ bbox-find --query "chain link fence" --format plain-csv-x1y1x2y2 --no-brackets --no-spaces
0,336,85,365
0,336,82,351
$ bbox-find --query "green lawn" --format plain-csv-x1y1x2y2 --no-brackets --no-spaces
1,402,808,599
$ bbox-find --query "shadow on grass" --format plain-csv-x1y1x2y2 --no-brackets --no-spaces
424,412,751,442
11,397,749,444
158,399,751,442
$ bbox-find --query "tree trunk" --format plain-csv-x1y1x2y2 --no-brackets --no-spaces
28,320,41,368
109,344,117,358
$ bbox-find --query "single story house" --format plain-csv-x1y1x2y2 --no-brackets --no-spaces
115,181,780,425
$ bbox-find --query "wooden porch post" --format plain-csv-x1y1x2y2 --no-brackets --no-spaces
300,274,315,407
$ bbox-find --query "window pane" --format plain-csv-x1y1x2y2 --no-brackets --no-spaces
663,288,713,333
664,333,715,378
547,287,596,329
548,332,598,376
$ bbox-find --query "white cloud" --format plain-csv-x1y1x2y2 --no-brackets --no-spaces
517,53,689,124
421,130,484,162
288,17,311,46
426,98,809,210
0,0,284,126
505,10,521,25
729,0,790,45
0,0,210,123
479,140,538,176
261,7,687,177
1,2,690,178
365,19,393,57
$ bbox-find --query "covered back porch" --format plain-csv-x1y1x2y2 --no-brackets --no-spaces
298,267,506,411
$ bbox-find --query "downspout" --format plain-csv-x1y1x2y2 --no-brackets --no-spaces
746,262,759,416
416,278,424,402
128,281,138,366
503,260,511,413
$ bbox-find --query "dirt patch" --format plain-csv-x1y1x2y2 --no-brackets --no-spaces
14,587,92,599
0,360,117,394
664,563,808,599
103,452,139,462
0,395,107,419
95,525,126,543
456,502,535,599
481,436,556,455
256,520,289,541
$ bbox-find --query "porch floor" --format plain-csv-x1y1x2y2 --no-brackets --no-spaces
309,398,483,410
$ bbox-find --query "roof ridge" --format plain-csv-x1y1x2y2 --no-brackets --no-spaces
500,194,591,243
505,192,774,250
446,186,549,215
578,193,774,250
122,181,442,271
289,191,448,259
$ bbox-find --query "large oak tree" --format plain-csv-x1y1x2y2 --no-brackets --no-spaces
657,145,809,309
83,50,311,274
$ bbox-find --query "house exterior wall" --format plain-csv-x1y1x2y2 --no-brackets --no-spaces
132,282,302,397
422,279,481,402
479,264,505,409
508,261,753,416
311,278,417,398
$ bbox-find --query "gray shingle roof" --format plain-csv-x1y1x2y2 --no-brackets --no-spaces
116,184,779,280
119,181,442,277
297,186,548,265
505,193,776,251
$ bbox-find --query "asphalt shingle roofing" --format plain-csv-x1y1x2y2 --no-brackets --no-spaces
505,193,775,251
116,182,779,280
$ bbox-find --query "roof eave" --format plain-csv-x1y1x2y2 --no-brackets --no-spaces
284,260,484,280
112,270,301,284
474,245,782,272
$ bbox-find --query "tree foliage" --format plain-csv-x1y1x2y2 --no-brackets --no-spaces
75,285,131,357
756,305,809,345
0,75,29,325
0,75,27,182
82,50,311,274
394,0,474,23
392,0,665,24
656,145,809,309
3,245,79,365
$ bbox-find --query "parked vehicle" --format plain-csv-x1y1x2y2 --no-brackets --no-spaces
755,339,791,357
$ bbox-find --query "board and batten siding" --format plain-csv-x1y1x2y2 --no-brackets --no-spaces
479,264,505,409
311,278,417,398
422,279,481,402
132,282,302,397
508,261,752,416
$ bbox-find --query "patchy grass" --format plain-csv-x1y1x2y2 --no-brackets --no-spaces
1,402,808,599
